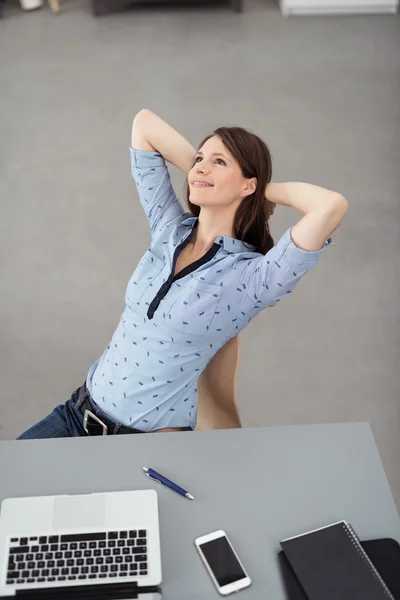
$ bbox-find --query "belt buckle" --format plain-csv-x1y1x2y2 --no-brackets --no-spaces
83,409,108,436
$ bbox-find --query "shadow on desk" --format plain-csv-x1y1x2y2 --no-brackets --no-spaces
91,0,242,17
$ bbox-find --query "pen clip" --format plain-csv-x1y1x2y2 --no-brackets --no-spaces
145,472,162,485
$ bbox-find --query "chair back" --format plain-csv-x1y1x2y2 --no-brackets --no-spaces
195,336,242,430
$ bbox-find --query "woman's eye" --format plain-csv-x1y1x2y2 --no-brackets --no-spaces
194,156,225,165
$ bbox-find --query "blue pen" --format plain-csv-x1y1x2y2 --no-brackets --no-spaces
143,467,194,500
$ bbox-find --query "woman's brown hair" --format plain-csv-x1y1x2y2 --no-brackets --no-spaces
184,126,274,255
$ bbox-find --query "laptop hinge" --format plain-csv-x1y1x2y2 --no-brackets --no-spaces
11,581,161,599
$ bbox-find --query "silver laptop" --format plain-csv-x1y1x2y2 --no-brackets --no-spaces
0,489,162,598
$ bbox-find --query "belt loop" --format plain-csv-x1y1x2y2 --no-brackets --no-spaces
74,384,87,409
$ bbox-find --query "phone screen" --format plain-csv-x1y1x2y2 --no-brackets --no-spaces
199,535,247,587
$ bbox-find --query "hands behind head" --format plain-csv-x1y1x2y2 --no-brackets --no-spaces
265,200,276,220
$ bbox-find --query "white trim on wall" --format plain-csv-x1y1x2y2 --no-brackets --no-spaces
280,0,398,15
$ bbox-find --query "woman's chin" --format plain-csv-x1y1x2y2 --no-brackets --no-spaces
189,194,213,207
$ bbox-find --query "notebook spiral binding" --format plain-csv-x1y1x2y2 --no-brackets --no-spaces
344,523,395,600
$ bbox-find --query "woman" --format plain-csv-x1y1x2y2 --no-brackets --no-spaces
18,109,348,439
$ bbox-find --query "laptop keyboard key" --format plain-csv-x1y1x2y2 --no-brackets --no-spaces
138,530,146,538
61,533,106,543
108,532,118,540
39,537,47,544
20,538,28,546
49,536,59,544
10,546,29,554
129,530,137,538
135,555,147,562
7,571,19,579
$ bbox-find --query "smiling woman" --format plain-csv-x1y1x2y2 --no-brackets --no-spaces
17,109,347,440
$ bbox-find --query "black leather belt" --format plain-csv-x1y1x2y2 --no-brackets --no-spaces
75,383,144,436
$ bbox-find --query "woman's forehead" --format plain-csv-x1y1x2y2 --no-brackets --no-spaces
198,136,232,161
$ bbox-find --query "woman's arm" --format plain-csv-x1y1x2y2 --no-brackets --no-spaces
131,109,197,174
265,182,348,252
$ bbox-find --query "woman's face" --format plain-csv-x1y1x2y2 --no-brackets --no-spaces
188,136,256,210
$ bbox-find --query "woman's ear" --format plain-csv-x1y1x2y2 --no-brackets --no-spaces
242,177,257,198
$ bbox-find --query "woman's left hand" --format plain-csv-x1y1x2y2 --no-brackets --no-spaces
265,200,276,220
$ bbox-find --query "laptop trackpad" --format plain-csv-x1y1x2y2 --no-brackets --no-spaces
53,494,106,530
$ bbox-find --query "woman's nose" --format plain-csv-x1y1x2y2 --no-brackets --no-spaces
197,162,210,174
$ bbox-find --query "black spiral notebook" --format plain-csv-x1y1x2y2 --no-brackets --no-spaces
280,521,398,600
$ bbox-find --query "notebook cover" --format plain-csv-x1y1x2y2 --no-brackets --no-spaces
279,539,400,600
280,522,396,600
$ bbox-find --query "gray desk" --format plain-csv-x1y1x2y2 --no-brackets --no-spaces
1,423,399,599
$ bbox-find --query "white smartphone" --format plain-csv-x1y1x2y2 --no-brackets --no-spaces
194,530,251,596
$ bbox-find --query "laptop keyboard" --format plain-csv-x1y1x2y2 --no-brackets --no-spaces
6,530,148,586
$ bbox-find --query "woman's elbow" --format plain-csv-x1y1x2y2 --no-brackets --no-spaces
331,193,349,216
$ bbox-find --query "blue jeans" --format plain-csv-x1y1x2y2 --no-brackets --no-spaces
17,384,193,439
17,386,94,439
